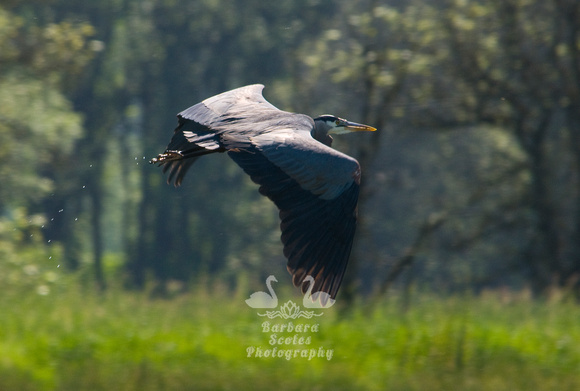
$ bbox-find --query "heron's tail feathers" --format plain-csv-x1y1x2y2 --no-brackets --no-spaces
149,150,182,165
150,131,225,186
149,145,215,165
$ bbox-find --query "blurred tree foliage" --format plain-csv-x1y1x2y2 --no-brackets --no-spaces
0,4,94,290
0,6,93,208
1,0,579,297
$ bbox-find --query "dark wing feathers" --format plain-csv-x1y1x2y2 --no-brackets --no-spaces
228,143,359,300
155,84,361,299
283,178,358,298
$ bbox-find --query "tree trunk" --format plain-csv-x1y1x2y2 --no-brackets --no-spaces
89,175,107,291
526,145,560,292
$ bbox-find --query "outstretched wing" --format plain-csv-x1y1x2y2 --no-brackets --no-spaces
228,132,360,300
153,84,305,185
154,84,360,299
178,84,280,125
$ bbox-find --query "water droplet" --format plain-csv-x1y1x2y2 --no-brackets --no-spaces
82,185,86,189
75,218,78,221
58,209,64,213
57,265,60,268
47,239,51,243
49,256,52,260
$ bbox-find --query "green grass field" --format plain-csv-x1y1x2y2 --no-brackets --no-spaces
1,275,579,391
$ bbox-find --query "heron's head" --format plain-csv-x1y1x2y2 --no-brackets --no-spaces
314,115,376,135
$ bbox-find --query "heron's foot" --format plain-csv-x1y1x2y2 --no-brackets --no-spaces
149,151,183,165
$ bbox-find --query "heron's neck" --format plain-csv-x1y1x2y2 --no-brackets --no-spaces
312,122,333,146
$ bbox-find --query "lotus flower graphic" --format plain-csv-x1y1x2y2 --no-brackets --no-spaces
280,300,300,318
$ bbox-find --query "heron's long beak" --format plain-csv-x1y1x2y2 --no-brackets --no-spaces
343,120,377,132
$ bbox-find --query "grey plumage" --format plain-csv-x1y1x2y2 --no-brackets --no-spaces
151,84,376,300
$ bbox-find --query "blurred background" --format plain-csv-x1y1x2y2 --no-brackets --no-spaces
1,0,579,390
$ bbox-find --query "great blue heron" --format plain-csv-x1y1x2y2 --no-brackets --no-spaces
150,84,376,300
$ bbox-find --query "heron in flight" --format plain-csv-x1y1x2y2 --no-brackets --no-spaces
151,84,376,300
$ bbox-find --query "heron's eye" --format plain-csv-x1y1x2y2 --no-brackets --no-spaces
335,120,340,125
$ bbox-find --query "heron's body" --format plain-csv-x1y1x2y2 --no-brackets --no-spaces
151,84,375,300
